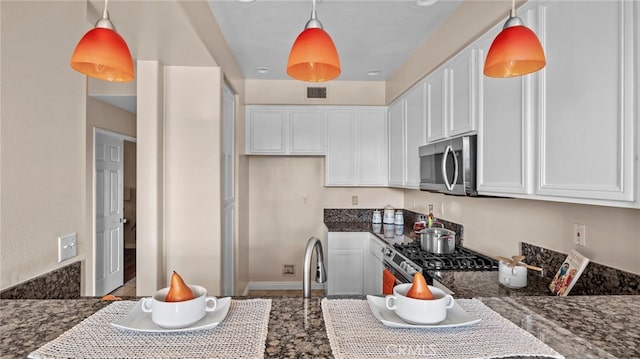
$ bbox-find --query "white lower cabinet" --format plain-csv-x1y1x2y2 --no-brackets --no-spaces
367,235,385,295
327,233,367,296
327,232,385,296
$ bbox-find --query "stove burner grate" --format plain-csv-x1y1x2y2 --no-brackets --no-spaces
393,242,498,271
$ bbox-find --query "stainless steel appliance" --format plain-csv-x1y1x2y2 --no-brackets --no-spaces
382,236,498,285
419,135,477,196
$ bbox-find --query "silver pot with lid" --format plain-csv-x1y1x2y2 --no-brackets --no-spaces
420,228,456,254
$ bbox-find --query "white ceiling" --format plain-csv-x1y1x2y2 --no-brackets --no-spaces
207,0,463,81
88,0,465,112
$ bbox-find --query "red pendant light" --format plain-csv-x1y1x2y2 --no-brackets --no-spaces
484,0,545,78
70,0,134,82
287,0,340,82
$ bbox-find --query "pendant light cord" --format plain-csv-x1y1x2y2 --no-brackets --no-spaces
510,0,515,18
103,0,109,19
305,0,323,29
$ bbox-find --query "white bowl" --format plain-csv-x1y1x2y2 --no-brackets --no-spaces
141,285,217,329
385,283,454,324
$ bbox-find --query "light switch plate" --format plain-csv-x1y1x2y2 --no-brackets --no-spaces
58,233,77,262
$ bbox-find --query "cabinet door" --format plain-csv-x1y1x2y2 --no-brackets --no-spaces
247,107,286,153
357,108,388,186
328,249,365,295
537,0,635,201
327,233,367,296
289,108,325,154
366,235,385,295
326,109,356,185
426,70,446,142
388,99,405,186
477,17,533,196
404,82,427,188
447,48,478,137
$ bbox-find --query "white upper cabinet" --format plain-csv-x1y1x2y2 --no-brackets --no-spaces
356,108,388,186
326,107,388,186
426,47,479,143
404,82,427,188
326,109,355,185
246,105,325,155
388,99,405,187
247,107,286,154
289,108,326,154
426,70,447,142
476,6,535,196
447,48,479,137
535,0,636,203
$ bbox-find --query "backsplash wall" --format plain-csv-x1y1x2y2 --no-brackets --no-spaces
403,190,640,276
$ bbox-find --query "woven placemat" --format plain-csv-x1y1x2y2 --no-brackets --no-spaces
29,299,271,359
322,298,564,359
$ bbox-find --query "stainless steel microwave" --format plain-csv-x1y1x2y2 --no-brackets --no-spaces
419,135,477,196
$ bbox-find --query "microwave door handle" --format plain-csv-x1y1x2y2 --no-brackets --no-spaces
451,146,459,189
442,145,458,191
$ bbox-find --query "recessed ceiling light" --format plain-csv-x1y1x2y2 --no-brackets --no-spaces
255,66,271,74
236,0,256,3
367,69,382,76
415,0,439,6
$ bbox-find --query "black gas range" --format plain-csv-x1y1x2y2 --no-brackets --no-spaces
382,236,498,285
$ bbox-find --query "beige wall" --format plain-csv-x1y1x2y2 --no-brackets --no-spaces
136,60,165,295
246,156,640,282
0,1,87,290
163,66,223,295
404,190,640,275
248,157,403,283
386,0,522,103
245,80,386,106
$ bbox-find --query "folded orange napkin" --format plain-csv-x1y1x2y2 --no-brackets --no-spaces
383,268,397,295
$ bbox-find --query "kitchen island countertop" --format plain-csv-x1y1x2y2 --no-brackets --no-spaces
2,295,639,358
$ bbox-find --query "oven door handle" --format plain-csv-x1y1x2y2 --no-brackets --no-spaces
442,145,458,191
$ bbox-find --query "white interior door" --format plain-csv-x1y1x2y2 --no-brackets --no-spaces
95,131,124,296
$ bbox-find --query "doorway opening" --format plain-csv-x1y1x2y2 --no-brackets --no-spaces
94,129,137,297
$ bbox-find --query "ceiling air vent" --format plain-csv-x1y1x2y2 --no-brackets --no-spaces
306,87,327,99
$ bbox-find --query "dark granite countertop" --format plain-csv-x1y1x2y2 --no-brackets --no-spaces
325,220,556,298
2,295,639,358
431,270,555,298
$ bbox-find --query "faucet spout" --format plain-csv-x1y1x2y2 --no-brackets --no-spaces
303,236,326,298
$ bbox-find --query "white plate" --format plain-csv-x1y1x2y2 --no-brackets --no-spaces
366,295,481,329
111,297,231,333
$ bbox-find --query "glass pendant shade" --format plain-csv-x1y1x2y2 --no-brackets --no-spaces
71,27,134,82
287,28,341,82
484,21,546,78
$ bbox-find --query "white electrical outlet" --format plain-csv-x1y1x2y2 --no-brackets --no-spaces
58,233,77,262
352,195,358,205
440,202,445,215
573,224,586,246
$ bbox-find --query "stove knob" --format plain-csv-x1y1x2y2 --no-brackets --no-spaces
406,265,417,276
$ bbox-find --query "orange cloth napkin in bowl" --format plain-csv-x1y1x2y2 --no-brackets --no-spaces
383,268,397,295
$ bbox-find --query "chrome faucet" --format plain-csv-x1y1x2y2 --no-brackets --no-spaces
303,236,326,298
